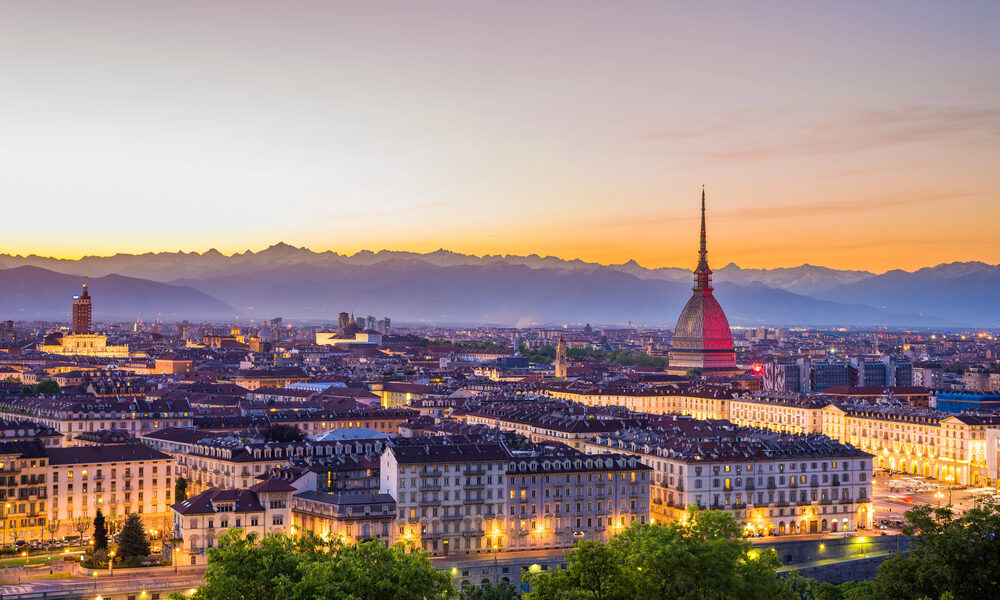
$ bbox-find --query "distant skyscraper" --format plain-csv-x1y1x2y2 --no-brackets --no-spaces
554,334,568,379
668,188,737,374
71,280,92,334
338,312,350,333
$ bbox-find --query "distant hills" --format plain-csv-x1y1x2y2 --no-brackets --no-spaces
0,266,237,322
0,245,996,326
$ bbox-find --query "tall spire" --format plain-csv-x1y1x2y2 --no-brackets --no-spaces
699,185,707,266
693,186,713,292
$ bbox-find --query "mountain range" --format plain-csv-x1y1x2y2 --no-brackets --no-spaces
0,245,997,326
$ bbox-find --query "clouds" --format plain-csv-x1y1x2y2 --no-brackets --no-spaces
646,104,1000,163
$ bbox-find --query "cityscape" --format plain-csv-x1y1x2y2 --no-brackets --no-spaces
2,2,999,600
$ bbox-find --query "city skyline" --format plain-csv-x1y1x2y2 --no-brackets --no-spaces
3,1,999,271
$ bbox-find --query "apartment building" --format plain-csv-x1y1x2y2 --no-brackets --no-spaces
290,490,396,544
171,479,294,565
0,396,193,445
461,403,646,451
544,384,731,420
822,403,1000,486
502,447,651,551
48,444,176,537
728,395,827,434
142,428,388,495
0,441,49,545
588,431,873,535
381,442,510,557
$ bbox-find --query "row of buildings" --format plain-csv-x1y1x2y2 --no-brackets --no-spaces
542,384,999,487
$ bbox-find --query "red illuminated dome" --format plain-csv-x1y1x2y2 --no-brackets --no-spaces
669,188,737,373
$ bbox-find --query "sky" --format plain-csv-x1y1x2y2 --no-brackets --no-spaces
1,1,998,272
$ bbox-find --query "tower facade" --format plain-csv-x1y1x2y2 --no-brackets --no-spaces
668,188,737,373
554,334,568,379
71,281,92,334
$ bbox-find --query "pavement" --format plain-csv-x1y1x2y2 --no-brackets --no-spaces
871,472,983,528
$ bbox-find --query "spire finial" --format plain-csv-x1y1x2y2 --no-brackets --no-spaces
693,187,713,291
700,186,707,261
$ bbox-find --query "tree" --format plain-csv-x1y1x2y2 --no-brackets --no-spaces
257,423,305,443
528,540,631,600
93,509,108,551
7,519,23,547
461,581,520,600
864,502,1000,600
33,380,60,394
45,518,60,543
73,516,91,540
174,476,188,503
118,513,150,564
178,529,453,600
527,509,792,600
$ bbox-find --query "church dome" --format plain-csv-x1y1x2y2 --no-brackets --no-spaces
673,292,735,346
668,188,737,373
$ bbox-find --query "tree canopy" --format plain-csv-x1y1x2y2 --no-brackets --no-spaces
174,476,188,503
118,513,151,564
180,529,453,600
861,502,999,600
93,509,108,551
527,509,791,600
34,379,61,394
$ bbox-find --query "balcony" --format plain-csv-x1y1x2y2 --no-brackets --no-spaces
465,481,485,489
442,513,464,521
419,482,442,491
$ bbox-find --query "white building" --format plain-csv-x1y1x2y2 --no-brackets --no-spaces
170,479,294,565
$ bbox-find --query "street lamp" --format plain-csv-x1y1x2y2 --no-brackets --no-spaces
108,551,115,578
945,475,954,505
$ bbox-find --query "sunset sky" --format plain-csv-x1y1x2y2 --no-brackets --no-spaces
1,1,997,272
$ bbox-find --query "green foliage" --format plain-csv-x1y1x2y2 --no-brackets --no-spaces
527,509,792,600
174,476,188,503
460,581,520,600
522,345,556,364
118,513,150,564
866,502,1000,600
685,368,702,376
93,509,108,552
33,380,60,394
178,529,453,600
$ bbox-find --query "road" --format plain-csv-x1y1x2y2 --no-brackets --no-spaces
871,472,983,530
